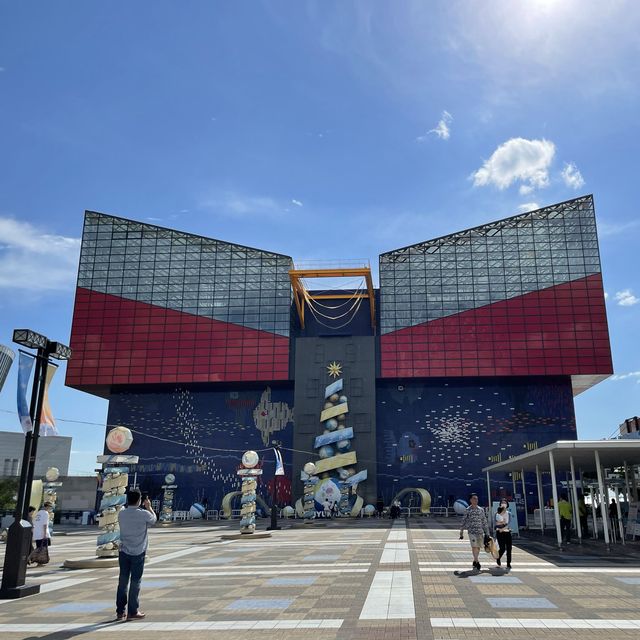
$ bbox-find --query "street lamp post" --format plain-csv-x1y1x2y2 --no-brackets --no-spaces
267,441,282,531
0,330,71,600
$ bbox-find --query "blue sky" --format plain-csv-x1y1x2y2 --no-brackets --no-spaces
0,1,638,475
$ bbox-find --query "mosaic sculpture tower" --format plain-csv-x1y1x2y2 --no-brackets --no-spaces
299,363,368,517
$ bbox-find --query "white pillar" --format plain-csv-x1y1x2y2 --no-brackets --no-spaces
521,469,529,528
616,488,625,545
486,470,491,507
569,456,582,541
549,450,562,549
595,450,610,545
536,464,545,534
589,486,598,539
624,461,631,506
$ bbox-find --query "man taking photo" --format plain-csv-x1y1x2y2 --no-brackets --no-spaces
116,489,157,621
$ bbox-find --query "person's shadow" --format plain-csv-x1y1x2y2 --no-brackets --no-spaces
454,566,509,578
22,618,125,640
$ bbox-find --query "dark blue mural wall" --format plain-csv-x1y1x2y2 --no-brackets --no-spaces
106,385,294,510
376,376,576,507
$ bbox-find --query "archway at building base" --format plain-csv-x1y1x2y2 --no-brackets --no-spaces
220,491,271,519
392,488,432,514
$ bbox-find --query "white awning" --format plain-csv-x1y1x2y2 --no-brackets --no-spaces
482,440,640,473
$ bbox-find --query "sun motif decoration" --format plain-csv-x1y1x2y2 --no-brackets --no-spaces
327,361,343,378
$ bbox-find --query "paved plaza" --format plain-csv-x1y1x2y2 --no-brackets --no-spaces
1,518,640,639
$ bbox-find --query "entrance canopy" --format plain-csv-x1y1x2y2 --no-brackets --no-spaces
482,440,640,474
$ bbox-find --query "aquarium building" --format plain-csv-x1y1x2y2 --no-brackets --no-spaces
66,195,612,512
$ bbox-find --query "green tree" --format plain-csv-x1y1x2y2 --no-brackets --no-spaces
0,478,19,511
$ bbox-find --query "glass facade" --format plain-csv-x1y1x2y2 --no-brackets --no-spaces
379,196,612,386
67,212,292,389
380,196,601,332
77,212,292,335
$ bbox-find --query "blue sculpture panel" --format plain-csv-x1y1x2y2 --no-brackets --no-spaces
376,377,576,506
106,385,294,511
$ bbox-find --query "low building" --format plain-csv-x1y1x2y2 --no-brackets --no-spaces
0,430,72,478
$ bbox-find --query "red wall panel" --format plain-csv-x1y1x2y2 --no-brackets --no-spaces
66,288,290,389
380,274,612,380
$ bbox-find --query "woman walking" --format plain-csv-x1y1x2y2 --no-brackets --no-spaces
30,502,53,565
495,500,512,570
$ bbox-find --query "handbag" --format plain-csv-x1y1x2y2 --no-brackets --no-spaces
484,535,499,559
30,544,50,565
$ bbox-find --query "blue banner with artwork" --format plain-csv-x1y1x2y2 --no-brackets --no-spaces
17,351,35,433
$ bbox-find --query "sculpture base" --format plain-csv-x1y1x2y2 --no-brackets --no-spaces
220,531,272,541
63,556,120,569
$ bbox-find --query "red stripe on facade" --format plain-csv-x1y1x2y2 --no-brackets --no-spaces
380,274,612,381
65,288,290,389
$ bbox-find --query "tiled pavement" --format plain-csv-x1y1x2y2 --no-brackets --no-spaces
1,518,640,639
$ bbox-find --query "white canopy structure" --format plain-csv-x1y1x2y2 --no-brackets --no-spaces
483,440,640,548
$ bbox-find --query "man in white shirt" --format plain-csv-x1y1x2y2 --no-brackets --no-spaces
116,489,157,621
29,502,53,566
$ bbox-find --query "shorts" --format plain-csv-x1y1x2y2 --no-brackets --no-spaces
468,533,482,548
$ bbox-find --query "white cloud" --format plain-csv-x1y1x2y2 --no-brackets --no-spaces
472,137,555,192
291,199,303,207
604,291,609,300
517,202,540,213
561,162,585,189
200,192,285,218
417,110,453,141
0,217,80,292
519,184,534,196
614,289,639,306
610,371,640,381
597,219,640,237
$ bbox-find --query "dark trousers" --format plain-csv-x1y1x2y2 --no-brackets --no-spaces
560,517,572,543
579,515,589,537
116,551,146,615
496,531,512,566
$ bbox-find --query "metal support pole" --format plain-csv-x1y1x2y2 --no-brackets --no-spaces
589,486,598,539
624,461,631,505
615,488,625,545
549,451,562,549
536,465,545,534
486,471,491,507
521,469,528,528
595,450,610,546
512,473,517,504
569,456,582,542
22,351,50,520
0,350,48,599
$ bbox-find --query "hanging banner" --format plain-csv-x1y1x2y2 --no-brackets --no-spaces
17,351,35,433
274,448,285,476
40,363,59,436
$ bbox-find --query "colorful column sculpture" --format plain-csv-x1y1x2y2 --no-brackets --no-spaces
238,450,261,534
43,467,61,534
302,462,318,520
159,473,177,524
95,426,139,558
300,364,367,517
